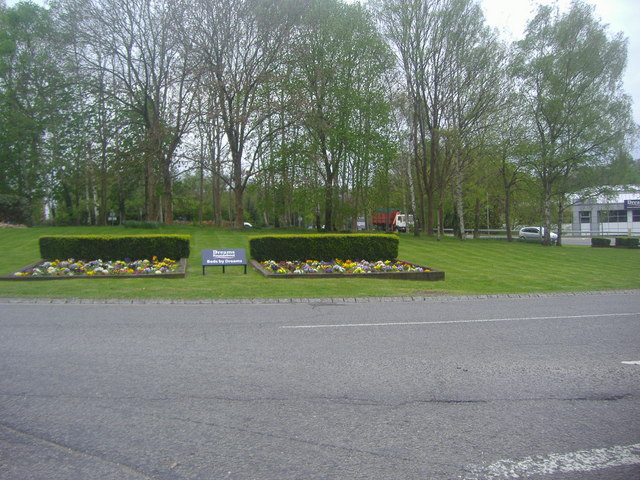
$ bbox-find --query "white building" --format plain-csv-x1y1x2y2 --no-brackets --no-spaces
570,186,640,236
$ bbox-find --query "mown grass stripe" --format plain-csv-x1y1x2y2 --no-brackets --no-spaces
0,226,638,300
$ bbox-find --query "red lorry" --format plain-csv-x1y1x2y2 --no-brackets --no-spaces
372,209,403,232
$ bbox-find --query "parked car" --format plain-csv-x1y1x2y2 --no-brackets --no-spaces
518,226,558,243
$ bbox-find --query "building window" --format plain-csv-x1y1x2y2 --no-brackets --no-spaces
599,210,627,223
633,210,640,222
579,211,591,223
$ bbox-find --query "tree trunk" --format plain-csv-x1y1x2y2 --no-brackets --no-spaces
542,178,553,246
231,145,245,228
453,156,466,240
556,197,564,247
324,181,334,231
473,197,481,239
162,159,173,225
198,160,204,225
211,150,222,226
504,186,512,241
234,187,244,228
144,153,157,221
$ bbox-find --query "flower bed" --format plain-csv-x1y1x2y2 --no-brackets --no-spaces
250,259,444,281
4,257,187,280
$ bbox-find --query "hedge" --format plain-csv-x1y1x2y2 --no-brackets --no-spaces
614,237,639,248
591,237,611,247
249,234,399,262
38,235,191,261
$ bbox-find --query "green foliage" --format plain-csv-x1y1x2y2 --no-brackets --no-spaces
591,237,611,247
249,233,399,262
0,3,68,200
123,220,164,229
38,234,191,261
614,237,639,248
0,0,636,240
290,0,395,230
512,1,635,241
0,194,30,224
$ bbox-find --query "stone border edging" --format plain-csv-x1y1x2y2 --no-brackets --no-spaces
0,290,637,305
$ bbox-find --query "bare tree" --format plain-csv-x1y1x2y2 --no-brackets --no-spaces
374,0,508,238
443,0,507,239
374,0,449,235
58,0,198,223
189,0,298,228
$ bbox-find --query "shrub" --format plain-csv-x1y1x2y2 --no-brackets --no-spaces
591,237,611,248
614,237,639,248
249,234,399,262
0,194,31,225
39,234,191,260
123,220,164,229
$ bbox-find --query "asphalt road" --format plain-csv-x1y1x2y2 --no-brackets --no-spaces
1,292,639,480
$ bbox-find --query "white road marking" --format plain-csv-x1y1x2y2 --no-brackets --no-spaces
463,443,640,479
280,312,638,329
621,361,640,365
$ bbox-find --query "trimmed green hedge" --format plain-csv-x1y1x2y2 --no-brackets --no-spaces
38,235,191,261
591,237,611,247
249,234,399,262
614,237,639,248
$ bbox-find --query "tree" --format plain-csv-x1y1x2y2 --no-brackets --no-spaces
0,3,67,216
189,0,299,228
59,0,198,224
293,0,393,231
512,1,636,245
439,0,507,240
375,0,439,235
191,91,227,226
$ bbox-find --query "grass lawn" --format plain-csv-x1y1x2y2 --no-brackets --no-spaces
0,225,638,300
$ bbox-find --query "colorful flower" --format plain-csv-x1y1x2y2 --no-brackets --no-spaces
259,259,429,275
14,257,179,277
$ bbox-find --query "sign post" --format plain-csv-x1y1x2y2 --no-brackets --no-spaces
201,248,247,275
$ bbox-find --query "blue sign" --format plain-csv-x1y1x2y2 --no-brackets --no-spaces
624,199,640,210
202,249,247,274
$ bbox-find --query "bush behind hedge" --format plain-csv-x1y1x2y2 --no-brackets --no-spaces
123,220,164,229
614,237,639,248
39,235,191,261
249,234,399,262
0,194,31,225
591,237,611,247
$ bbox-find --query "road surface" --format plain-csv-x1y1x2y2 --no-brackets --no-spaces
1,292,639,479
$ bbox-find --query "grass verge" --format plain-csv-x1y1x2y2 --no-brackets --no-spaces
0,225,638,299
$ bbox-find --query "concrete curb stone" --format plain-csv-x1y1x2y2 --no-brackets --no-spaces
0,290,638,305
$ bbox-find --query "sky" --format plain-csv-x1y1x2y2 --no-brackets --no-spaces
481,0,640,157
6,0,640,156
